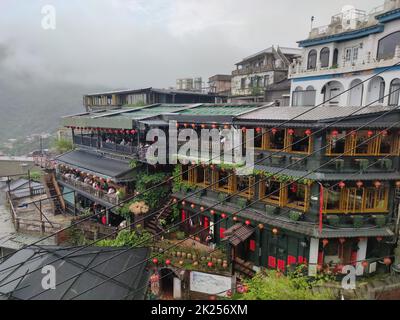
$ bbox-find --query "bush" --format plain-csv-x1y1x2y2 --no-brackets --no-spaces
289,211,301,221
353,216,364,228
327,215,340,227
374,215,386,228
176,231,186,240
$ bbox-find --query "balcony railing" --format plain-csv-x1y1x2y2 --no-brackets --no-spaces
73,135,99,148
57,174,121,206
232,64,285,76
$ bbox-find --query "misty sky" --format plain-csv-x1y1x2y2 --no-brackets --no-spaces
0,0,384,90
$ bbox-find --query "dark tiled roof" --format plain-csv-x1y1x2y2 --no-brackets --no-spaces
224,224,255,246
0,246,150,300
56,150,132,181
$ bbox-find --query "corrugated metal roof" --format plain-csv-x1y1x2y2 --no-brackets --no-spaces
237,105,398,122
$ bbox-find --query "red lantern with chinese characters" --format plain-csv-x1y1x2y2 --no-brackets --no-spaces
374,181,382,189
356,181,363,189
152,258,158,265
165,259,171,266
288,129,295,136
245,220,251,226
322,239,329,247
384,257,392,266
305,129,312,136
339,181,346,189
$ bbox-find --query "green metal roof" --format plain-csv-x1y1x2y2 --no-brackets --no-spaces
179,105,260,116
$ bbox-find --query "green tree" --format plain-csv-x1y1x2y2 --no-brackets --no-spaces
97,228,153,247
237,269,335,300
53,138,73,154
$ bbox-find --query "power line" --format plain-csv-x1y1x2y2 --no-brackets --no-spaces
2,87,400,297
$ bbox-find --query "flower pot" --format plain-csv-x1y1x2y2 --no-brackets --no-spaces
179,260,184,266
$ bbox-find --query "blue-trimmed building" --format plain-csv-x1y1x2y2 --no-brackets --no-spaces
288,0,400,109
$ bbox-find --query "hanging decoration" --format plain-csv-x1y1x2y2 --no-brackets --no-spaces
339,181,346,189
374,181,382,189
322,239,329,247
271,128,278,135
288,129,295,136
356,181,363,189
272,228,278,235
245,220,251,226
305,129,312,136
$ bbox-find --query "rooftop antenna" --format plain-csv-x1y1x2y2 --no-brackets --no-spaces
311,16,315,31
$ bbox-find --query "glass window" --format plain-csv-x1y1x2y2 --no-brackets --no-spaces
262,180,282,204
324,186,342,212
389,79,400,106
355,130,376,155
379,131,395,154
217,170,230,191
290,129,311,153
266,129,285,150
287,183,308,210
328,130,347,154
377,31,400,61
307,50,317,70
320,47,330,68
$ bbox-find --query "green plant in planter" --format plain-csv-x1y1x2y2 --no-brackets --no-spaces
352,215,364,228
374,215,386,227
289,211,301,222
176,231,186,240
327,215,340,227
265,204,279,215
237,197,248,209
218,193,227,203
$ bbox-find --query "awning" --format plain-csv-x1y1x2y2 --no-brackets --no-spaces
56,150,134,182
224,224,255,246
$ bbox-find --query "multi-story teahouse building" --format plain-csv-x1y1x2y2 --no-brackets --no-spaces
55,0,400,279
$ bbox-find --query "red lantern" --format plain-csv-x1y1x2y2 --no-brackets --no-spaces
152,258,158,265
130,129,136,134
339,181,346,189
288,129,295,136
181,201,186,206
165,259,171,266
245,220,251,226
374,181,382,189
384,257,392,266
224,124,230,129
212,124,217,129
173,198,178,203
241,127,247,133
396,181,400,189
210,210,215,215
191,203,195,209
381,130,388,137
184,123,188,128
256,127,262,133
356,181,363,189
200,206,205,212
272,228,278,235
362,261,369,268
377,237,383,242
221,213,227,219
367,130,374,137
322,239,329,247
271,128,278,135
331,130,339,137
208,262,213,268
305,129,312,136
339,238,346,244
191,124,196,129
201,124,206,129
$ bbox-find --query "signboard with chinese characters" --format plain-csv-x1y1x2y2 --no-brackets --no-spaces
190,271,233,297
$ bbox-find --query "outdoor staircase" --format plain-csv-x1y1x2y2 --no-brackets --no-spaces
43,172,65,215
145,199,173,238
234,257,256,279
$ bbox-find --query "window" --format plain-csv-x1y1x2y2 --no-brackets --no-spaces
241,78,246,89
389,79,400,106
236,176,255,199
265,129,285,150
323,185,389,213
327,130,350,155
345,48,352,61
354,130,378,155
287,183,310,212
377,131,397,155
320,47,330,68
307,50,317,70
260,179,285,206
213,170,234,193
345,47,359,64
377,31,400,61
332,48,339,67
292,86,316,107
288,129,312,154
181,165,190,182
